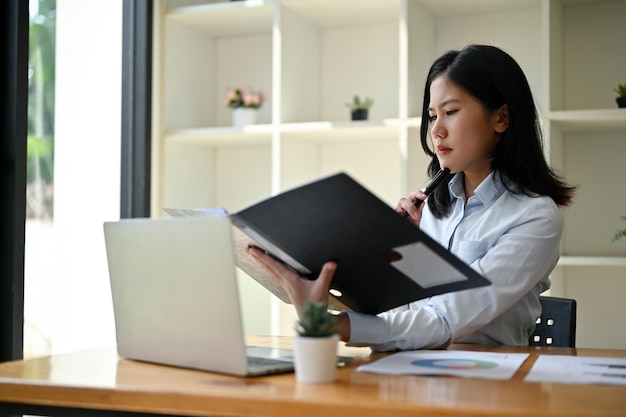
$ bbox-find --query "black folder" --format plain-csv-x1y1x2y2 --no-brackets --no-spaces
227,172,490,315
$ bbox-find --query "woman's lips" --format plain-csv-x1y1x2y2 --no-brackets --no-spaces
436,145,452,155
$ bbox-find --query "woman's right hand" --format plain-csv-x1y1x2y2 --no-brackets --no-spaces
396,189,427,226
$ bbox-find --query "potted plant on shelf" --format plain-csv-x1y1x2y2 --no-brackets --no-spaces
293,301,339,383
614,83,626,108
224,86,268,127
346,95,374,121
613,216,626,242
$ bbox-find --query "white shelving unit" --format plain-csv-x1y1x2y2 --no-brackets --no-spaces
152,0,626,348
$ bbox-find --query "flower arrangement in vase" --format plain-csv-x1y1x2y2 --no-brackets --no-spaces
224,86,268,127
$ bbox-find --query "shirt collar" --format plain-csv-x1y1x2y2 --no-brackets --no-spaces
448,171,509,207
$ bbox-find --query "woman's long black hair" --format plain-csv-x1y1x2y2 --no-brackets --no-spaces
420,45,576,218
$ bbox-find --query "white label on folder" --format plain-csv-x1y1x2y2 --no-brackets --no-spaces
390,242,467,288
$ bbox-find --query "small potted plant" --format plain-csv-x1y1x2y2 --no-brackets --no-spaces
613,215,626,242
613,83,626,108
224,86,268,127
345,95,374,121
293,301,339,383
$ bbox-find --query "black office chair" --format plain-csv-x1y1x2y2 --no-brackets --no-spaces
528,296,577,348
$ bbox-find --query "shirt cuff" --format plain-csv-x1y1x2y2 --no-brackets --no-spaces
344,311,386,346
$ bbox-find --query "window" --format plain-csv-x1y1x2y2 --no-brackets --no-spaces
24,0,122,357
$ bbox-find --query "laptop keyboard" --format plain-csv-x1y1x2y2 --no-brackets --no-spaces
247,356,291,367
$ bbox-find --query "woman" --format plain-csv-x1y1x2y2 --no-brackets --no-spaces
247,45,576,351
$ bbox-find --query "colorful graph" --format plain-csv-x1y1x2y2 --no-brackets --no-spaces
411,358,498,370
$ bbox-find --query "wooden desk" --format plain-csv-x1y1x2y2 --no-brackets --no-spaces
1,336,625,417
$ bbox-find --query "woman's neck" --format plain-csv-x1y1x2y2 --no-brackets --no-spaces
463,169,492,201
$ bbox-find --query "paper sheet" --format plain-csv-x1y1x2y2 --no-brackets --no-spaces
357,350,529,380
525,355,626,386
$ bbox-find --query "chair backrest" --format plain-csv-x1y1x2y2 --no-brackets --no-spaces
529,296,577,348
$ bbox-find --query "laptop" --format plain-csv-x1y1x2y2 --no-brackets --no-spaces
103,216,296,376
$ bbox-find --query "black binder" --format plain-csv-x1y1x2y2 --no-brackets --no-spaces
228,172,490,315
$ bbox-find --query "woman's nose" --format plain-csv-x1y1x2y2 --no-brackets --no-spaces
430,118,445,139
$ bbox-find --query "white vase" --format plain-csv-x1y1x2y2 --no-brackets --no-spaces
231,107,257,127
293,334,339,383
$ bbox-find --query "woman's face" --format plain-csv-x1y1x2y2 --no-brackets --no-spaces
427,75,507,181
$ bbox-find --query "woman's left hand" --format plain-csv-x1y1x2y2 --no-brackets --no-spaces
396,189,427,226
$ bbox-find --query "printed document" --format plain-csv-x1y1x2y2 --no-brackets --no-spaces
525,355,626,386
357,350,529,380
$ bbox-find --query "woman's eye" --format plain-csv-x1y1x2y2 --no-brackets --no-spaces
428,109,458,123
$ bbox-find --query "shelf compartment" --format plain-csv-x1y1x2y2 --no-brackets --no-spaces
279,122,402,204
416,0,540,17
161,138,272,211
549,109,626,133
559,130,626,257
550,0,626,111
167,1,275,36
281,0,400,123
166,125,273,146
282,0,400,28
558,256,626,267
164,2,274,130
406,0,543,118
279,120,399,142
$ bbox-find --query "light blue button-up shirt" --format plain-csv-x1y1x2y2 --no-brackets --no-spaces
346,172,561,351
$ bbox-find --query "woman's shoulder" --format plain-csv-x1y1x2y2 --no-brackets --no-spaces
499,191,563,236
498,173,560,213
492,174,561,222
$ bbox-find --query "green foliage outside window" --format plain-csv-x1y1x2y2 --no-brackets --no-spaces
28,0,56,218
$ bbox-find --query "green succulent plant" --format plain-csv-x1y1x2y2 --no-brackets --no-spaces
614,83,626,97
295,301,337,337
613,215,626,242
345,95,374,111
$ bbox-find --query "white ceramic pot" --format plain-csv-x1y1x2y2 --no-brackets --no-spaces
231,107,257,127
293,334,339,383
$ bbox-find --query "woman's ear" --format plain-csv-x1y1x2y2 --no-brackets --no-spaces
494,104,509,133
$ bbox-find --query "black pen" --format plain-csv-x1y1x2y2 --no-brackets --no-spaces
403,168,451,218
